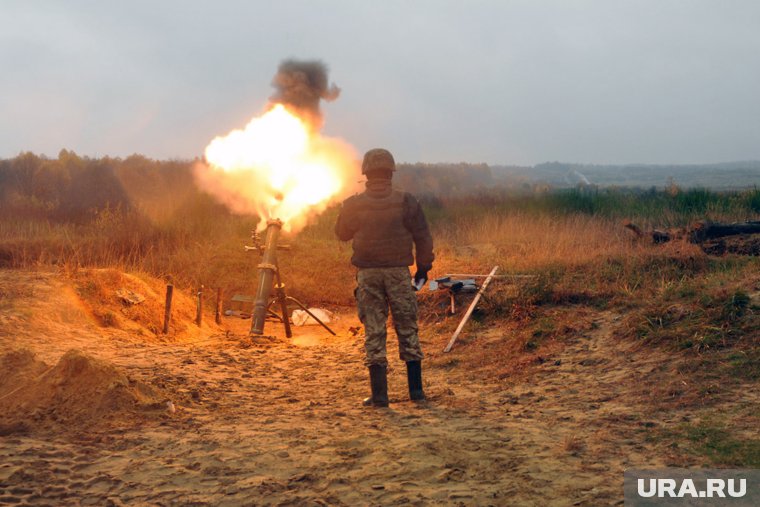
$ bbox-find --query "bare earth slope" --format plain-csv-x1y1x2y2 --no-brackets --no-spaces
0,270,754,506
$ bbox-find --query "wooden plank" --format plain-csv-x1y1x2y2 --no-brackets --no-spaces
443,266,499,353
690,221,760,243
445,273,535,278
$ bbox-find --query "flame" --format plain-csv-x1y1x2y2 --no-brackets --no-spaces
196,104,358,232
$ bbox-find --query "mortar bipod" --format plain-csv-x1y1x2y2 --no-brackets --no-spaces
263,260,336,338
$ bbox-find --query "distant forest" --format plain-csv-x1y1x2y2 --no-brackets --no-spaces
1,151,758,219
0,151,209,221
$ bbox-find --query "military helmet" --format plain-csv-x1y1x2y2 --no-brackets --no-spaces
361,148,396,175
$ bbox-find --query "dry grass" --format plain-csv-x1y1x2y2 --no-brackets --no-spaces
1,189,758,341
433,212,639,273
1,200,757,314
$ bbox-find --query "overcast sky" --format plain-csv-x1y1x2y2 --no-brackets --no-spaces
2,1,759,166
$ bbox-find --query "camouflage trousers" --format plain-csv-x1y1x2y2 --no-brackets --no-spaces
355,267,424,367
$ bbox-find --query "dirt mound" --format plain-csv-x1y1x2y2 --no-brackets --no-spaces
0,349,166,433
70,268,206,338
702,234,760,256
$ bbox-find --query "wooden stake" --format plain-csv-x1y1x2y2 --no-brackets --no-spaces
443,266,499,353
196,285,203,326
163,284,173,334
215,287,223,325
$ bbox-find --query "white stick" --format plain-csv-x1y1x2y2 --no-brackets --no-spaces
444,273,534,278
443,266,499,353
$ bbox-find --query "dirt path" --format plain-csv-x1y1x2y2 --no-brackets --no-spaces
0,271,732,506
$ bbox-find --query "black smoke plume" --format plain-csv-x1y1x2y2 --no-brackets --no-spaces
270,59,340,124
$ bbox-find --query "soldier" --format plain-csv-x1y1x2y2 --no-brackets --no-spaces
335,148,434,407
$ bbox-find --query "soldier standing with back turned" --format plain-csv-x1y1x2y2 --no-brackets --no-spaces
335,148,434,407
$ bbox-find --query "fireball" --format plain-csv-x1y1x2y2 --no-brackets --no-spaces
197,103,358,233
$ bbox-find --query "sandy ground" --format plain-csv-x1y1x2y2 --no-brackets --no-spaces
0,270,751,506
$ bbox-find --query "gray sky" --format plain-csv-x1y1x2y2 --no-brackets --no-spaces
2,0,759,166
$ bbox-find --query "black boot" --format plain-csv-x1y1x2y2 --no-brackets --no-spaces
363,364,389,407
406,360,426,401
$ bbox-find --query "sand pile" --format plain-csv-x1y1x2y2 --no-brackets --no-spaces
71,268,205,337
0,348,165,434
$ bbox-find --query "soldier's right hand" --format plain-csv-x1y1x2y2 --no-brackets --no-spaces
412,269,428,291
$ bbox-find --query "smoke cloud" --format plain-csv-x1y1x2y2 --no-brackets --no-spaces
566,169,591,186
269,59,341,126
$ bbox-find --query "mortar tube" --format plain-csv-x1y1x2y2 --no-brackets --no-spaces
250,219,283,335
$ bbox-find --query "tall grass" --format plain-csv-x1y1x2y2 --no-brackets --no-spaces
1,186,758,308
434,212,637,272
